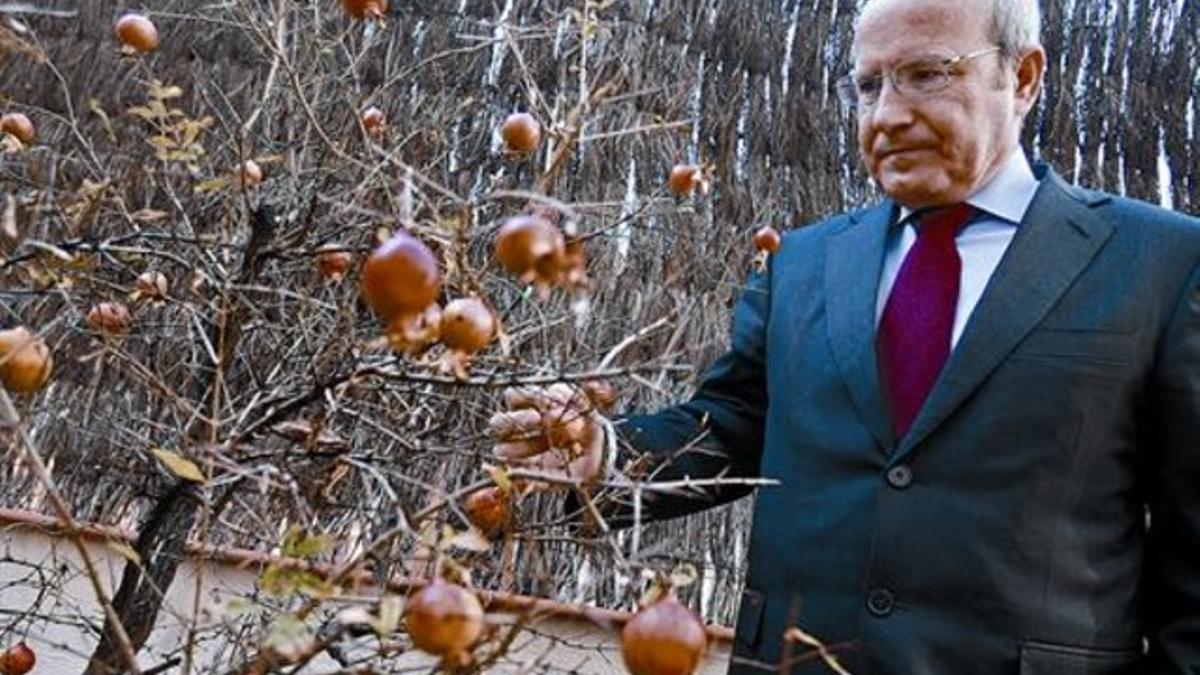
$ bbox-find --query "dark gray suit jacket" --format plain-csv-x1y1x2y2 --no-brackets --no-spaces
614,165,1200,674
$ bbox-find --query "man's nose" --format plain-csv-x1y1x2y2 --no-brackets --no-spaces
869,79,915,130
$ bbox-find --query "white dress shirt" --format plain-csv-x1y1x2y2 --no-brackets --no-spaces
874,149,1042,348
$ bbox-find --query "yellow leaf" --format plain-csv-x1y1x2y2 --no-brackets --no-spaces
486,464,513,493
106,540,141,564
151,447,206,483
194,177,230,194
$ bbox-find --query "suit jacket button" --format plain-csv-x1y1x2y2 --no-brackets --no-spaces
886,465,913,489
867,588,895,617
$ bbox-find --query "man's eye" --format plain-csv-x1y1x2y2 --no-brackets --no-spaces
903,64,945,85
856,76,882,96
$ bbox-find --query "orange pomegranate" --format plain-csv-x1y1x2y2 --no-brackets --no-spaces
500,112,541,154
0,642,36,675
439,298,495,355
0,113,34,144
405,579,484,657
753,225,781,254
114,13,159,53
621,593,708,675
361,230,441,320
494,215,565,286
667,164,701,196
0,327,53,393
464,487,509,537
342,0,388,19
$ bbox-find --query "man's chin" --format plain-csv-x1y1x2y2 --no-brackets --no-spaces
876,172,956,209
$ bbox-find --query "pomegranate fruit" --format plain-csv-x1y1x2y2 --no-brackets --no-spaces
439,298,495,355
753,225,781,254
136,271,169,300
0,327,52,393
362,106,386,137
405,579,484,657
386,303,441,355
114,13,159,53
464,486,509,536
621,593,708,675
361,230,441,321
0,113,34,145
494,215,565,286
0,642,36,675
237,160,263,188
342,0,387,19
500,112,540,154
87,301,133,336
667,163,701,196
316,244,353,281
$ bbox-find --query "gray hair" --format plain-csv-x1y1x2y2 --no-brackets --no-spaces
990,0,1042,56
855,0,1043,56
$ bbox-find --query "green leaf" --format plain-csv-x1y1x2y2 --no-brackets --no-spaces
150,448,206,483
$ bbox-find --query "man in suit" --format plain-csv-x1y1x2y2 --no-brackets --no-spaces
490,0,1200,672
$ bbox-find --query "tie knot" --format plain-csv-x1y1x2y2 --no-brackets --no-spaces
916,203,975,239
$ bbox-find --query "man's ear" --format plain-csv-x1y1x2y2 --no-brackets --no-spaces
1013,46,1046,116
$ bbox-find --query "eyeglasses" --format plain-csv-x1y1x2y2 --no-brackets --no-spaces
837,46,1003,110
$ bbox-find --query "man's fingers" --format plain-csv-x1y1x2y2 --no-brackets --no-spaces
487,409,543,441
493,438,549,460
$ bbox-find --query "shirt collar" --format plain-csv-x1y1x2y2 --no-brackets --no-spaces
896,148,1040,226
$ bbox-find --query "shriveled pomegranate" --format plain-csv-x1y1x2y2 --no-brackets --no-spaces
667,164,702,196
753,225,781,254
0,327,52,393
0,642,36,675
362,106,386,137
386,303,441,355
621,593,708,675
582,379,618,411
361,230,441,321
494,215,565,286
405,579,484,658
500,112,540,154
87,301,133,336
115,13,159,53
464,486,509,537
316,244,353,281
237,160,263,188
0,113,34,145
135,271,169,301
342,0,388,19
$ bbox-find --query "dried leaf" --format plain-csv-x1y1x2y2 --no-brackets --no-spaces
485,464,513,492
150,447,207,483
2,193,16,240
106,540,141,564
373,595,403,635
446,527,492,553
130,209,169,223
194,176,230,194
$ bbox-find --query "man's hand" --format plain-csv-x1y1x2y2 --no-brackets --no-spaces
488,383,610,488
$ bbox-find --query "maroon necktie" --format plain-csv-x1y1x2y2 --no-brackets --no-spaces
877,204,976,439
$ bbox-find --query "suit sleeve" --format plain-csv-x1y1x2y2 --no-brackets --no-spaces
599,262,772,524
1144,261,1200,673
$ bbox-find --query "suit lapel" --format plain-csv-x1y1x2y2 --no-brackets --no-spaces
893,169,1114,461
826,200,895,452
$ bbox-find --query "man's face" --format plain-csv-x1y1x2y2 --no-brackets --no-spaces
852,0,1035,208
